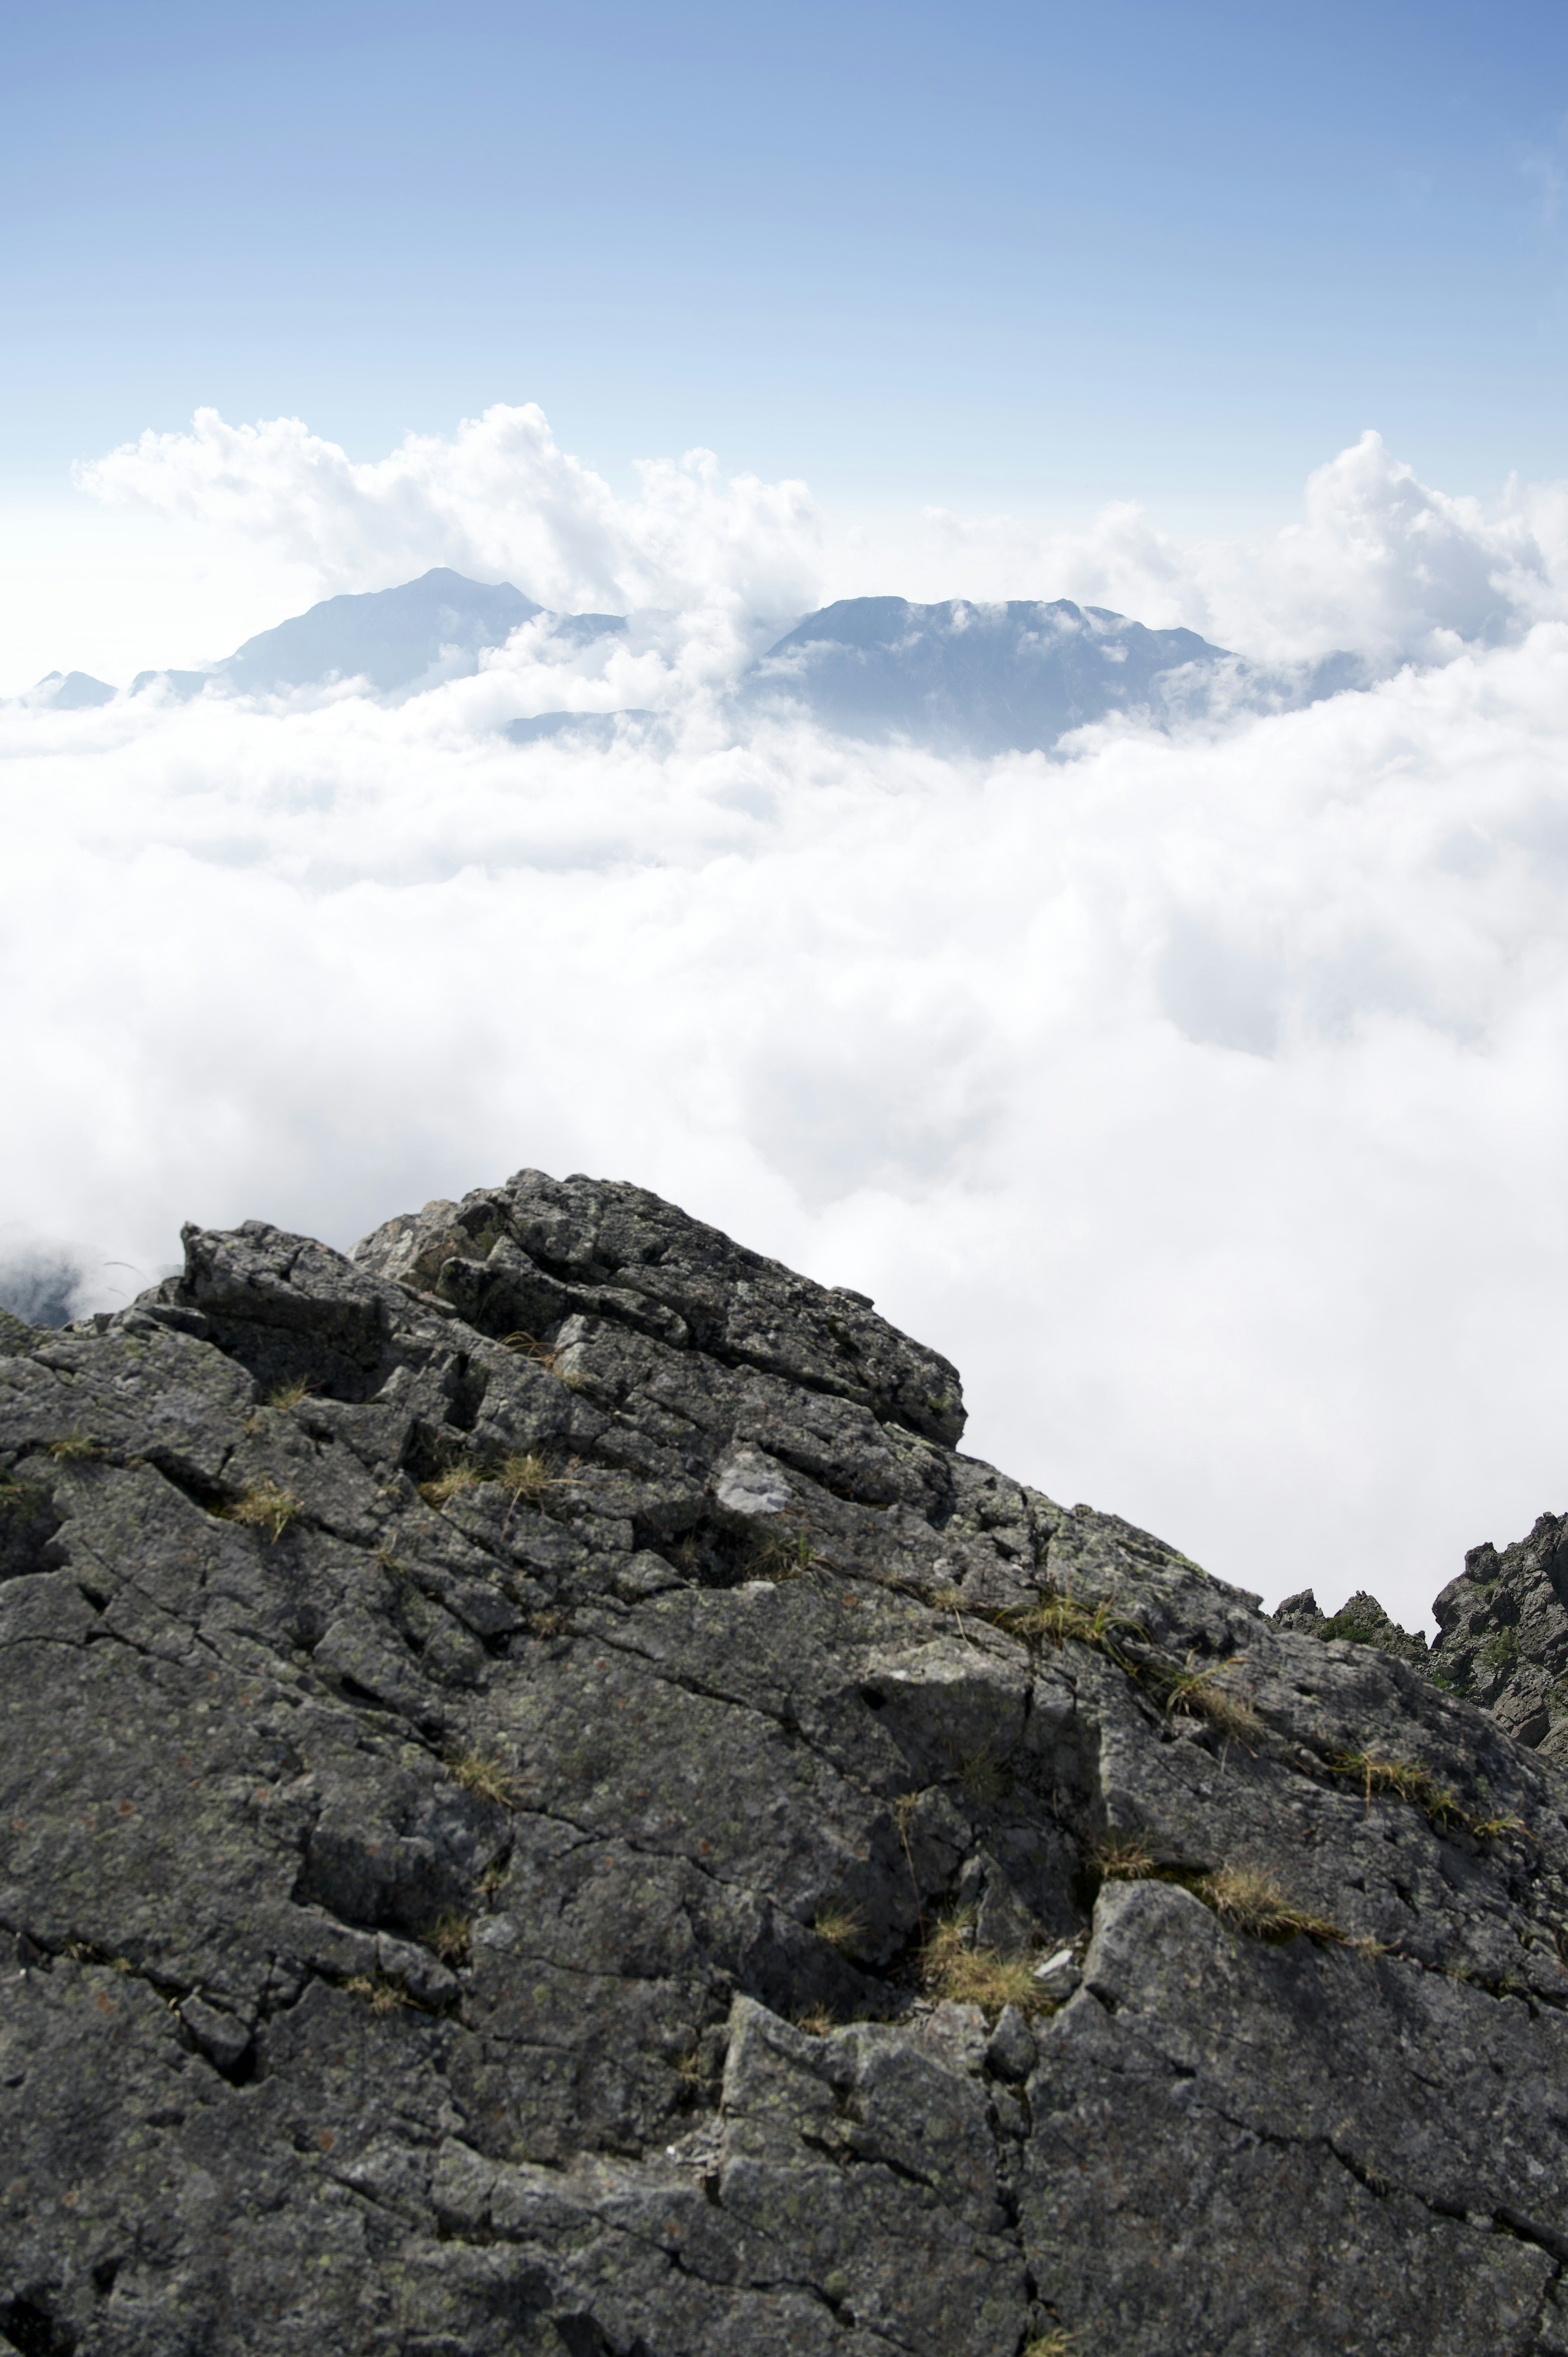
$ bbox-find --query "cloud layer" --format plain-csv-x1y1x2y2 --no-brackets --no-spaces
12,411,1568,1636
82,408,1568,674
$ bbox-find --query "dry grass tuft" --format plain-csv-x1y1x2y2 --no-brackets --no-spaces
1092,1834,1156,1882
343,1973,411,2014
528,1606,576,1639
812,1900,866,1955
422,1910,471,1967
448,1750,521,1810
1197,1864,1345,1945
501,1330,562,1374
1005,1588,1145,1666
265,1376,314,1410
1022,2333,1077,2357
793,2005,839,2036
495,1449,554,1505
419,1464,479,1509
226,1478,302,1543
1161,1657,1264,1746
922,1909,1054,2018
1324,1747,1526,1839
46,1434,105,1462
1328,1748,1535,1844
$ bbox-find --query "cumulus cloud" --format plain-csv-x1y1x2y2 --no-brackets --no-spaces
80,406,1568,692
843,430,1566,667
79,404,823,652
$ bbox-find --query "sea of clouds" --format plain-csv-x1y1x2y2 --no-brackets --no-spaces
8,402,1568,1632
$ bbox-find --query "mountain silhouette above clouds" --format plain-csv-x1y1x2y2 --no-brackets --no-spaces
746,594,1241,754
129,567,628,700
23,571,1360,751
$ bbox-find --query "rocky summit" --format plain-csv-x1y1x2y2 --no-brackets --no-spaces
4,1171,1568,2357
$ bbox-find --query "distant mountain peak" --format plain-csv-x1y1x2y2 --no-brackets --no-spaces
125,570,628,703
747,593,1237,754
26,670,115,710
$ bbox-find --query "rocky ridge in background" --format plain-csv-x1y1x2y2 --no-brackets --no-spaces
4,1170,1568,2355
1275,1513,1568,1768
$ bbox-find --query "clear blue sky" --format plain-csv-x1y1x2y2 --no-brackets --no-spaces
5,0,1568,514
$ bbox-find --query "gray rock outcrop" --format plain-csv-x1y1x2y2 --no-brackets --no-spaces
1427,1516,1568,1765
5,1169,1568,2355
1272,1583,1433,1670
1274,1516,1568,1770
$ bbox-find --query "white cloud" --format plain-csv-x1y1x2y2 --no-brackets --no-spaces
79,403,823,653
839,430,1566,666
63,405,1568,693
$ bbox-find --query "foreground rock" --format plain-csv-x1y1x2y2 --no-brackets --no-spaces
4,1170,1568,2355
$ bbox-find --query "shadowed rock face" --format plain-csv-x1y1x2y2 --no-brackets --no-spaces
4,1169,1568,2355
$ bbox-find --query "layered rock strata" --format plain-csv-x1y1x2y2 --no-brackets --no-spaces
3,1169,1568,2356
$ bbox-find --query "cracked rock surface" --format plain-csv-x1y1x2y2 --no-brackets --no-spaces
4,1168,1568,2355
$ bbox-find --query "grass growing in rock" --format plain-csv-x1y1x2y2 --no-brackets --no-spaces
448,1751,521,1809
501,1329,563,1374
343,1973,411,2015
45,1434,105,1463
747,1527,821,1581
1158,1657,1264,1747
922,1908,1055,2017
419,1464,479,1509
1092,1834,1156,1882
422,1910,471,1967
1003,1588,1145,1666
496,1449,554,1505
1196,1865,1345,1945
812,1901,866,1955
419,1447,567,1516
225,1478,302,1543
793,2005,839,2036
264,1376,314,1410
1324,1748,1527,1841
952,1746,1013,1805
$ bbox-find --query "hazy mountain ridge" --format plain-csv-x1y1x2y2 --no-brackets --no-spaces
17,570,1368,752
747,593,1235,752
131,568,628,701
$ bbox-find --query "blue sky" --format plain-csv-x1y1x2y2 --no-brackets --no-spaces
7,0,1568,518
